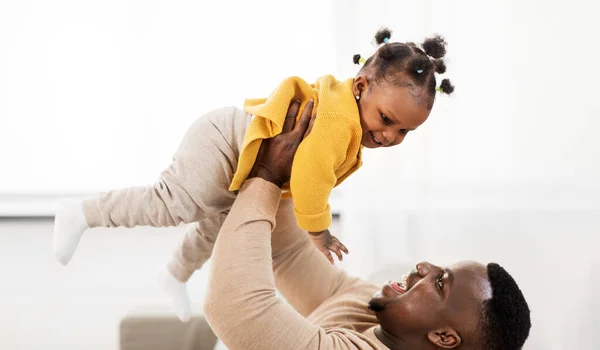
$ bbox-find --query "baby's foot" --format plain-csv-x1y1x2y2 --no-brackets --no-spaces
52,200,89,265
158,266,192,322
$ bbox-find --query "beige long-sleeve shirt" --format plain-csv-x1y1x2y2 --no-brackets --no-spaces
204,178,389,350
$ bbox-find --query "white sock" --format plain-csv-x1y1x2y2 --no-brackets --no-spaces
158,266,192,322
52,200,89,265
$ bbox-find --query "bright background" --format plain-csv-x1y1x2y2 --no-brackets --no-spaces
1,1,599,349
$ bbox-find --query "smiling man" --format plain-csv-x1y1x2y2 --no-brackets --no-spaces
203,101,531,350
367,261,530,349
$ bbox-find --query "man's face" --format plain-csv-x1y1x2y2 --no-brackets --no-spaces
369,261,492,348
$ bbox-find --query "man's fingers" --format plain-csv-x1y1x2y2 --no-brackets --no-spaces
282,100,301,133
302,107,317,141
292,100,314,139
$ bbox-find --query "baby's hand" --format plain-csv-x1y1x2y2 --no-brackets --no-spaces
308,229,349,264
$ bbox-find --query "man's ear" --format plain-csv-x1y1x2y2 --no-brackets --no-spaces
427,328,461,349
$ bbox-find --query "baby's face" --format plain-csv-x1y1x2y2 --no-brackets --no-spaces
355,80,430,149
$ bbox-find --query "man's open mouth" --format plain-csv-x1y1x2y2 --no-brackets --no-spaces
389,275,408,294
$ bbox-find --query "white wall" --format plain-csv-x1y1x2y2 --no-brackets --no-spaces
334,1,600,349
0,1,339,349
0,0,336,195
333,0,600,191
2,0,600,349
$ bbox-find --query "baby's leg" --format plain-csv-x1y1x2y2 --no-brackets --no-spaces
167,213,228,282
52,166,202,265
53,106,251,266
154,106,251,321
158,213,226,321
162,105,251,277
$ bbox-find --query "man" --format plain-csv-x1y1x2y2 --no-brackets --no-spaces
203,101,531,349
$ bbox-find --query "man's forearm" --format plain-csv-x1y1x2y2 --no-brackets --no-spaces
203,178,323,349
270,199,358,317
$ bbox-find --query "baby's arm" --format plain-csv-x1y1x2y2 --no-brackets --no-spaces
290,115,359,263
307,229,348,264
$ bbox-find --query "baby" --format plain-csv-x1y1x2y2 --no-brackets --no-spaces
52,28,454,321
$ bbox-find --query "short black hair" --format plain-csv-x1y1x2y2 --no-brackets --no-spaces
353,28,455,110
479,263,531,349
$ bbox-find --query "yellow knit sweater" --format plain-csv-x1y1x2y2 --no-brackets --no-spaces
229,75,363,232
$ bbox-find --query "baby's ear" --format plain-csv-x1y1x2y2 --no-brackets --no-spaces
353,75,369,97
427,328,461,349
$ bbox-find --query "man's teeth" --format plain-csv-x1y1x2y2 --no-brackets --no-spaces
399,275,408,290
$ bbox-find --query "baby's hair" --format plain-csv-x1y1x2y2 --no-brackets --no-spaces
353,28,455,109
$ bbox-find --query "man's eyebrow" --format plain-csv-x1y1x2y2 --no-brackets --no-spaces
445,268,454,285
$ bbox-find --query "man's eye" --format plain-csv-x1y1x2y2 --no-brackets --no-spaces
380,113,392,125
401,129,409,135
437,277,444,290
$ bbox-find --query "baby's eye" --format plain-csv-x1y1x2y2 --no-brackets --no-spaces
437,276,444,290
380,113,392,125
400,129,409,135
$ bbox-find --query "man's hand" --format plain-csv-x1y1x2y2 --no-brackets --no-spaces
308,229,349,264
248,100,315,187
247,100,350,263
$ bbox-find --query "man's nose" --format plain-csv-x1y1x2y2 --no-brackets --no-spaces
417,261,444,278
416,262,430,277
416,261,442,277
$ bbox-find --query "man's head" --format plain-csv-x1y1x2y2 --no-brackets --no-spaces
369,261,531,349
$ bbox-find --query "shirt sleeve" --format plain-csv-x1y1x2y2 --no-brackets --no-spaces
270,199,360,317
203,178,377,350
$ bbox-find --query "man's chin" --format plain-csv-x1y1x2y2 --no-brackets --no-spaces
368,298,385,312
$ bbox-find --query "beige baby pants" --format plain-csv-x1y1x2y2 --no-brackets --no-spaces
83,106,260,282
